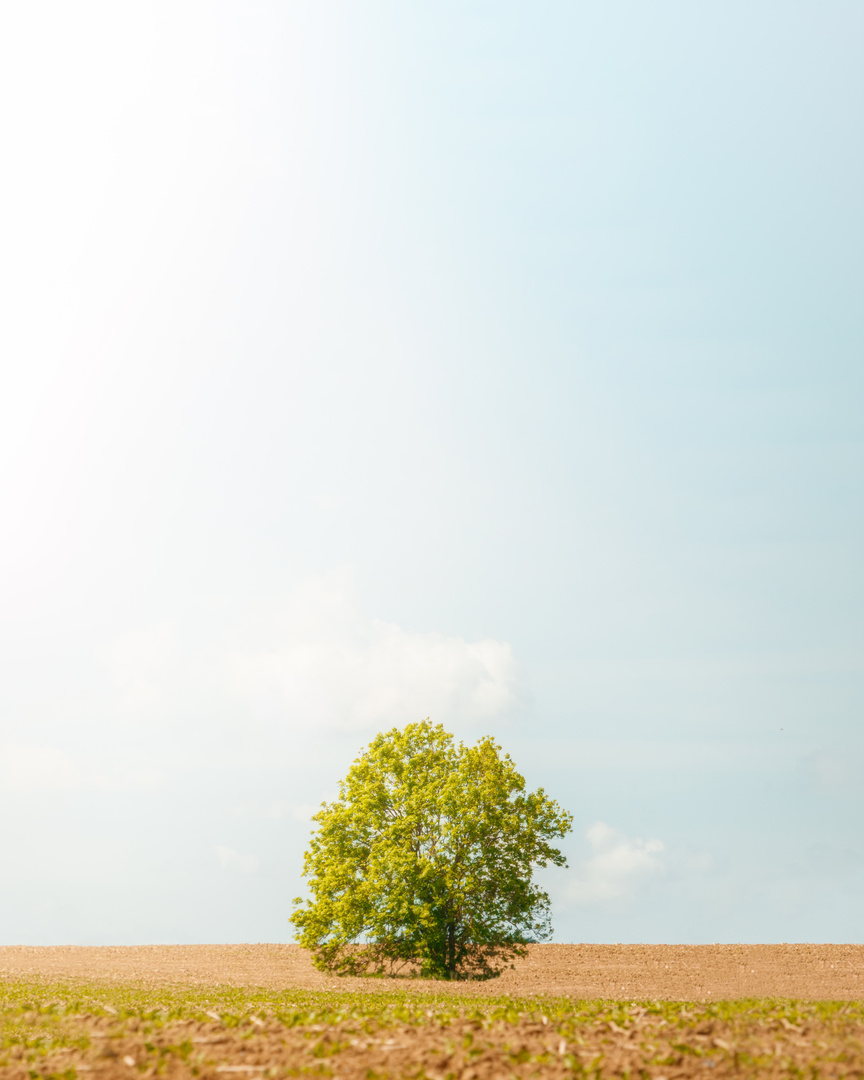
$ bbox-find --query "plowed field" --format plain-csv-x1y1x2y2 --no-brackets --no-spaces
2,944,863,999
1,945,863,1079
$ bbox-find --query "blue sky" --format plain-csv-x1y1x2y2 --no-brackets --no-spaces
0,0,862,945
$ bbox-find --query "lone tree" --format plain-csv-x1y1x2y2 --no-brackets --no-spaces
290,719,573,980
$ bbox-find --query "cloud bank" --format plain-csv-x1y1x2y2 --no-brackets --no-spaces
227,575,519,731
101,569,522,737
566,822,666,908
1,570,521,799
0,743,165,794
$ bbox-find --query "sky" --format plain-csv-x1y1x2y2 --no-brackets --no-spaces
0,0,862,946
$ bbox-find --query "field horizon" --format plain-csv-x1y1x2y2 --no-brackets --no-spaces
2,942,863,1001
3,944,864,1077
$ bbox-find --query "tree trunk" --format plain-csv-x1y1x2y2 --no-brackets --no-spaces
447,922,456,980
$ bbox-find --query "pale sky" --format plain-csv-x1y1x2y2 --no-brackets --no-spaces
1,1,863,945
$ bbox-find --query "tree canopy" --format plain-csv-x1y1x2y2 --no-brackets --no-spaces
290,719,573,980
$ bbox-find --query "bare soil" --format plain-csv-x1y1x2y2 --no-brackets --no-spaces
2,943,863,1000
6,1003,864,1080
2,945,864,1078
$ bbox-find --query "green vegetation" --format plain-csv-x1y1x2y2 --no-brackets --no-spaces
2,977,863,1029
290,720,573,980
2,976,863,1079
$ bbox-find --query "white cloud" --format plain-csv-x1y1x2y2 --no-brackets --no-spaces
0,743,166,793
227,570,521,731
312,492,344,511
799,750,862,794
565,821,665,907
216,846,259,874
104,623,179,718
103,568,522,735
0,744,82,791
228,799,323,821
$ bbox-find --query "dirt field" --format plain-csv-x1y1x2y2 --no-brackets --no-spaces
2,943,863,1000
2,945,864,1078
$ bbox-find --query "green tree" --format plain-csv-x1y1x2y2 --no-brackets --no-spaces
290,719,573,980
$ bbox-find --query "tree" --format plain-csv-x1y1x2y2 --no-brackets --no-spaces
290,719,573,980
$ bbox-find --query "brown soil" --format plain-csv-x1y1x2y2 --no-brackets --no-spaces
1,943,863,1000
6,1005,864,1080
3,945,864,1079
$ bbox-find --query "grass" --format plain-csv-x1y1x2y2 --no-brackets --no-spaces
2,975,862,1025
2,977,863,1077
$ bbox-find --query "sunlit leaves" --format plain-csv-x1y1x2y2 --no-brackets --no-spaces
290,720,573,980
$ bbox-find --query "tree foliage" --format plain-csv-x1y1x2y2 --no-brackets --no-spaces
290,720,573,980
